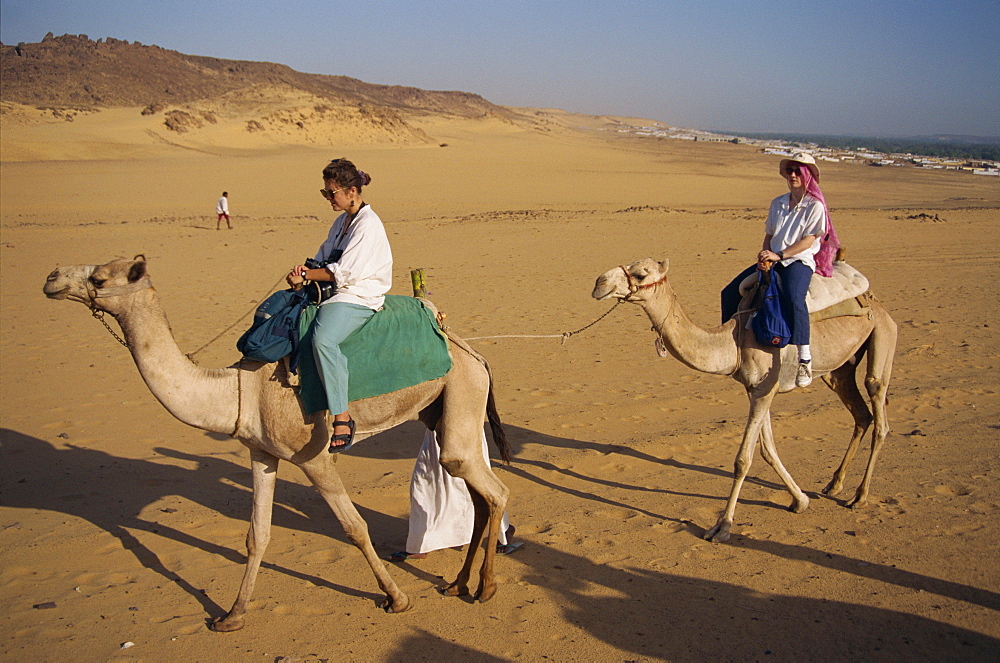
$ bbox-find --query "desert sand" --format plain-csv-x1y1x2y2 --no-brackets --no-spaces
2,104,999,661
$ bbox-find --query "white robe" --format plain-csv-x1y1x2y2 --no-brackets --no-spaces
405,429,509,554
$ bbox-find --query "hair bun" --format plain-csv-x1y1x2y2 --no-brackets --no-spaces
358,170,372,186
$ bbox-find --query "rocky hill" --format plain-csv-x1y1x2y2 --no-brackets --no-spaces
1,33,548,148
0,33,507,118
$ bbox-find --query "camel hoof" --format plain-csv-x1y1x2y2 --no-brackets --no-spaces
846,494,868,509
822,479,843,496
441,582,469,597
381,593,412,614
790,495,810,513
703,524,731,543
209,614,245,632
475,583,498,603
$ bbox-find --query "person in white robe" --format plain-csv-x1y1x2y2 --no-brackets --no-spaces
390,428,519,560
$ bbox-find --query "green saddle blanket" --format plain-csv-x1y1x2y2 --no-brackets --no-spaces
297,295,452,414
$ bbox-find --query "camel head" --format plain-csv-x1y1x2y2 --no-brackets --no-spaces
592,258,670,303
44,256,151,313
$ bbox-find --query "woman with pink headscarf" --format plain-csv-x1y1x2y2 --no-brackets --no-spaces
720,151,840,388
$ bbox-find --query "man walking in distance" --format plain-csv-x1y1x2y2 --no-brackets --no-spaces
216,191,232,230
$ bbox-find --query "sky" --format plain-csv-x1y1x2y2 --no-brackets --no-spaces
2,0,998,137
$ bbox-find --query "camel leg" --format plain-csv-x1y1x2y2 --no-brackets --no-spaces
437,428,508,601
704,386,777,543
849,326,896,508
821,361,873,497
297,458,411,614
211,447,279,632
757,411,810,513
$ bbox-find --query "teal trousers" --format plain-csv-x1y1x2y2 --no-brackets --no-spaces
311,302,375,414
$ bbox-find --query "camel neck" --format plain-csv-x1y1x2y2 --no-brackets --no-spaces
641,280,740,376
115,290,238,434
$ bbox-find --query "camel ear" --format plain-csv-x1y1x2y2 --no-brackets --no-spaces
659,259,669,272
128,260,147,282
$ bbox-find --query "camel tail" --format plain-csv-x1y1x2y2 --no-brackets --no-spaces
486,375,510,465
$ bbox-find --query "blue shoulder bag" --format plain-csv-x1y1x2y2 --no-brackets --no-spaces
751,269,791,348
237,289,309,365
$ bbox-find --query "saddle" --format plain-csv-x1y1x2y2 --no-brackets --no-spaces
295,295,453,414
739,261,871,319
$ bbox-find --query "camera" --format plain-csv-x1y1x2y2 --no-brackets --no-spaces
303,258,336,303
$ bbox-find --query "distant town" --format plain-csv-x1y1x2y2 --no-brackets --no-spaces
604,121,1000,177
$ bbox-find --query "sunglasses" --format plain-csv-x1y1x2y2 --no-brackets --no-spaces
784,165,801,176
320,187,345,199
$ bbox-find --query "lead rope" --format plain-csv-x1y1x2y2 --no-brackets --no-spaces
464,300,622,343
186,273,287,361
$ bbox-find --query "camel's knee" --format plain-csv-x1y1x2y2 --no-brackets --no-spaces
341,523,369,546
245,531,270,555
440,457,463,478
864,377,885,399
733,455,752,477
332,510,369,545
758,444,776,464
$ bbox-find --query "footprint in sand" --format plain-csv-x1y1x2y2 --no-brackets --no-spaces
649,557,680,570
272,603,336,617
933,483,973,497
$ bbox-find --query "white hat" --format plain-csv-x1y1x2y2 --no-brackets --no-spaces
779,151,820,181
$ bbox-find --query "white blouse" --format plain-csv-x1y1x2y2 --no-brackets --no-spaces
313,205,392,309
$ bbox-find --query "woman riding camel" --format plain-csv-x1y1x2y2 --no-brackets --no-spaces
287,158,392,452
721,151,839,388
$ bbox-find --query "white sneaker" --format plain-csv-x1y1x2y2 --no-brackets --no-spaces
796,360,813,388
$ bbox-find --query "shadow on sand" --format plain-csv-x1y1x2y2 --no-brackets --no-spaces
4,424,997,658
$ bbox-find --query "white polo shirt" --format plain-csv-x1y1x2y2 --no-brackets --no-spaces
765,193,826,271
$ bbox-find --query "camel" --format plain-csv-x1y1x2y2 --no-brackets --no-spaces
592,258,896,543
42,256,510,631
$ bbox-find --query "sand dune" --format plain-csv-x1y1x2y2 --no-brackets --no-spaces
1,110,998,661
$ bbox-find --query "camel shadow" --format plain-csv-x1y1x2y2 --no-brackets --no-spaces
359,421,1000,629
312,421,1000,659
0,427,410,618
469,425,788,522
346,420,790,529
430,542,999,660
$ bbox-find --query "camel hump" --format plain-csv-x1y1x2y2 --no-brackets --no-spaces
738,262,869,313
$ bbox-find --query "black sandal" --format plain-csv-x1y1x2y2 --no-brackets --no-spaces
328,419,356,454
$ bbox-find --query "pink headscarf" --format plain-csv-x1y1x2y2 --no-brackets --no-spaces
796,163,839,277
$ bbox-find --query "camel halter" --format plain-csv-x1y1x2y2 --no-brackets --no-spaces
620,265,668,300
86,276,155,349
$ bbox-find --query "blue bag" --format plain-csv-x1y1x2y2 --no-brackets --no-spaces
237,289,309,364
751,270,791,348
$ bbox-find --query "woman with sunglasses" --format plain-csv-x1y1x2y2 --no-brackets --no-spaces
286,158,392,452
720,151,839,388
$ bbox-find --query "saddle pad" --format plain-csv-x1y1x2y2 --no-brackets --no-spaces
739,261,870,313
809,293,871,323
297,295,452,414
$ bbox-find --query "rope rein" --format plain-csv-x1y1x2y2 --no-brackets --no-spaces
464,300,623,344
187,274,288,360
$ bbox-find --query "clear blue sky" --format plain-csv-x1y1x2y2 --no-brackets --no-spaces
2,0,997,137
